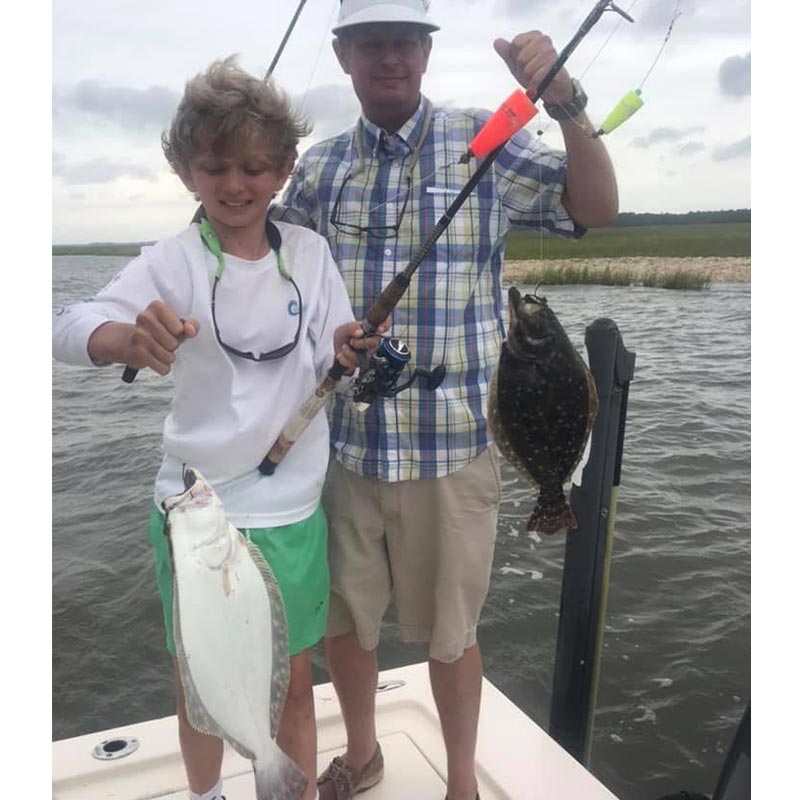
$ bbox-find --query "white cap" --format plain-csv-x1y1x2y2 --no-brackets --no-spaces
332,0,440,35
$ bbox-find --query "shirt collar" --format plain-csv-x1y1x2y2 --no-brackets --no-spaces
359,96,429,158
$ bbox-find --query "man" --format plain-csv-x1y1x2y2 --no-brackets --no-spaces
279,2,618,798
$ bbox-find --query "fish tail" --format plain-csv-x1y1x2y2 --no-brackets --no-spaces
528,491,577,535
253,751,308,800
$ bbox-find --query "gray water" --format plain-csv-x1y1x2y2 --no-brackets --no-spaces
52,255,750,800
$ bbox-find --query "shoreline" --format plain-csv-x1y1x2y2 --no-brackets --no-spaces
502,256,751,284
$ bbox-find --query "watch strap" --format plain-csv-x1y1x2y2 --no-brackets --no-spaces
543,78,588,121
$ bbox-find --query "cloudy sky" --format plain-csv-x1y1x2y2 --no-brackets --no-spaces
51,0,751,244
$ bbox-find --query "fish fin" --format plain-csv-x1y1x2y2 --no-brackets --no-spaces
173,578,257,762
528,493,577,536
568,357,598,476
172,582,217,739
253,751,308,800
243,536,292,739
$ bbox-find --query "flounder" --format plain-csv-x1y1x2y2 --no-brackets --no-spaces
488,287,598,534
163,469,307,800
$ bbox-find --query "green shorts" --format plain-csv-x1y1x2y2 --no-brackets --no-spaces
147,503,330,657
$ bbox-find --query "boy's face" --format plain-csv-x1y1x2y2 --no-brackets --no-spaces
178,139,291,243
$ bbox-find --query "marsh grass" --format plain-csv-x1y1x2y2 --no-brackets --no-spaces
641,270,711,290
518,265,712,290
506,222,750,260
53,224,733,291
523,264,638,286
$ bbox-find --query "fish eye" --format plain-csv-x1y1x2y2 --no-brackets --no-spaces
182,468,198,490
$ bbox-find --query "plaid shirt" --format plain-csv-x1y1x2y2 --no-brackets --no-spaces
278,96,583,482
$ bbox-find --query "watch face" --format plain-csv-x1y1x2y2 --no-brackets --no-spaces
569,80,587,112
544,78,588,119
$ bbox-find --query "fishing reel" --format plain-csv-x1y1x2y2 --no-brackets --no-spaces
352,336,446,413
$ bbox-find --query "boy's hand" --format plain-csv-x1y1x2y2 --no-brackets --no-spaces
333,318,391,375
88,300,199,376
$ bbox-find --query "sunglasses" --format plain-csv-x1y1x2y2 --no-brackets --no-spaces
200,217,302,362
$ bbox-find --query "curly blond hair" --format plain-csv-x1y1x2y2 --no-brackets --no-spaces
162,56,311,174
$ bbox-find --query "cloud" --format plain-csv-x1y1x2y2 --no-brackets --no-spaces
639,0,749,36
718,52,750,98
712,136,750,162
630,126,704,148
53,81,180,131
636,0,701,33
53,155,160,185
494,0,553,17
675,141,705,157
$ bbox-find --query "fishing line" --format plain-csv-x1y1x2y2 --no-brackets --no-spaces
578,0,639,81
526,0,638,276
591,0,682,136
297,0,341,115
533,0,639,139
539,158,545,261
529,0,682,139
638,0,682,89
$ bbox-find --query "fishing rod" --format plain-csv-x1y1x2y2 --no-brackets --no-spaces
258,0,634,476
120,0,313,385
266,0,309,80
460,0,633,162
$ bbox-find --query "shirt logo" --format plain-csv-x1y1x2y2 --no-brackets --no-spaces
288,299,300,316
426,186,460,196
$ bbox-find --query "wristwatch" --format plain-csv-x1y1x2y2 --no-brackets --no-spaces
543,78,588,121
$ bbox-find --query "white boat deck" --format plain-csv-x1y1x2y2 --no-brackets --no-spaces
52,661,618,800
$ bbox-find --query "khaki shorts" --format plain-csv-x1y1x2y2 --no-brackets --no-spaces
322,446,501,663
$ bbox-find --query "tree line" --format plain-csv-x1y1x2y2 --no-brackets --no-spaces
614,209,750,227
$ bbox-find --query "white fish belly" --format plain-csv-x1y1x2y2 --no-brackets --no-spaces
174,526,274,755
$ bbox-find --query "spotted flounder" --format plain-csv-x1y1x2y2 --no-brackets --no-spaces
163,469,307,800
488,287,598,535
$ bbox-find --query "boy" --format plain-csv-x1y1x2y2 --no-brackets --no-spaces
52,56,378,800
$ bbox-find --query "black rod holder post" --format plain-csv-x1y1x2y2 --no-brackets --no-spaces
548,317,636,764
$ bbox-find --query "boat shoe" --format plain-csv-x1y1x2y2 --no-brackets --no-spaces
317,743,384,800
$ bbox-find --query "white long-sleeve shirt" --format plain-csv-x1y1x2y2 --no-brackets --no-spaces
53,221,355,527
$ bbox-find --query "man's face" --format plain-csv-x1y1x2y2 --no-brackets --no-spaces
334,23,432,125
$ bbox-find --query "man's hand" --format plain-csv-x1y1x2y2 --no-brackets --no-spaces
88,300,199,375
493,31,573,105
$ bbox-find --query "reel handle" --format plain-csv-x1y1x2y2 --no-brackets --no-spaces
417,364,446,391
